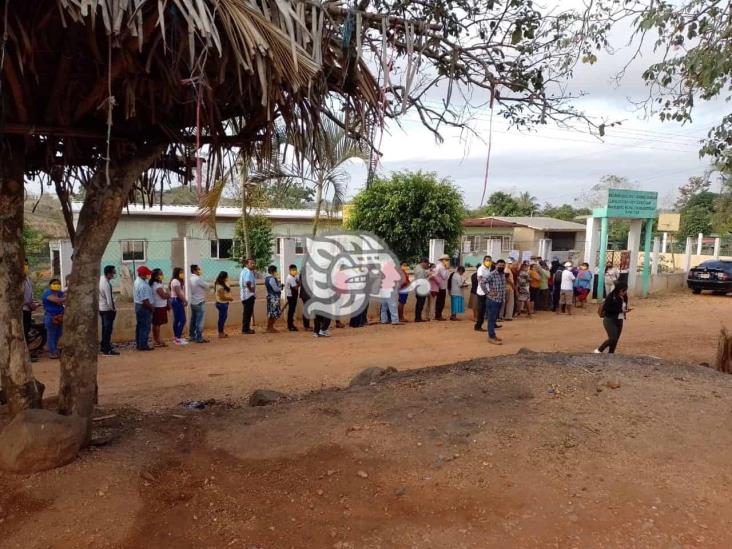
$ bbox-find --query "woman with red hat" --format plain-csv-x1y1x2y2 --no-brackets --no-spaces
133,266,155,351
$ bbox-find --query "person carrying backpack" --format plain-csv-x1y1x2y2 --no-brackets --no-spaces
594,281,631,354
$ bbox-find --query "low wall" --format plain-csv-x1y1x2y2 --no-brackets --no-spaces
630,272,686,297
638,252,732,272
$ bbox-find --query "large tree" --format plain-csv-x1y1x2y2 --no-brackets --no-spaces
2,0,623,440
346,171,464,261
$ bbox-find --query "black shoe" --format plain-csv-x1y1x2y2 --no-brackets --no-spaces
243,330,255,335
195,338,210,344
103,349,120,356
288,327,298,332
495,324,503,329
137,346,154,352
474,327,485,332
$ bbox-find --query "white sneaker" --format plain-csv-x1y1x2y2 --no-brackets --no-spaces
593,349,601,354
321,330,331,337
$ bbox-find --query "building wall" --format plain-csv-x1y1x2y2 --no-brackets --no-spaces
101,214,342,290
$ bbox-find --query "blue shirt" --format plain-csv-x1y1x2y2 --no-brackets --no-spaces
133,277,154,304
575,270,593,290
42,289,64,316
240,267,256,301
265,275,281,297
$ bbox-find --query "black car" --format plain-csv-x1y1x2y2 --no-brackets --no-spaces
687,259,732,294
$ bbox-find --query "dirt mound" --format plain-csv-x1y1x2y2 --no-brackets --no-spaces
1,352,731,548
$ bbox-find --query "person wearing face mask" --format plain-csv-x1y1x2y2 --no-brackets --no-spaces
595,281,631,354
99,265,119,356
239,258,257,335
189,264,210,343
133,266,155,351
169,267,188,345
413,258,430,322
574,262,593,308
474,255,493,331
481,259,507,345
431,254,451,321
42,278,65,359
150,268,171,347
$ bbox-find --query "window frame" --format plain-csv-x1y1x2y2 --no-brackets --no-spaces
120,240,146,262
210,238,235,260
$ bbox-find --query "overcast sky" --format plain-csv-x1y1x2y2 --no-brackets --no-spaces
342,17,727,211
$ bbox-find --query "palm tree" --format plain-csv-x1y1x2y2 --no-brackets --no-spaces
516,191,539,216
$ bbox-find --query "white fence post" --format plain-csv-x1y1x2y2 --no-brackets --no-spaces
714,237,721,259
697,233,703,255
661,232,668,254
651,236,660,274
684,236,693,272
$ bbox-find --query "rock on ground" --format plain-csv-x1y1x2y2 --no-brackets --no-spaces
249,389,288,407
348,367,398,387
0,409,86,473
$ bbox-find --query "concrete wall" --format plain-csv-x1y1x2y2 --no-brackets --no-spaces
638,252,732,272
629,272,686,297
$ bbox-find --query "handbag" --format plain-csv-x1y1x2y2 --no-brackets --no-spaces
52,313,64,325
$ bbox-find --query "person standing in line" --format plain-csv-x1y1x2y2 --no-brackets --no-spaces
501,259,515,322
474,255,492,331
481,259,506,345
551,261,564,313
284,264,300,332
537,260,551,311
214,271,234,338
99,265,119,355
432,254,451,321
575,262,593,308
169,267,188,345
468,268,479,321
558,261,576,315
298,265,312,331
239,258,257,335
595,281,630,354
188,264,210,343
528,263,541,313
449,266,467,320
264,265,282,333
150,269,170,347
516,262,532,318
133,266,154,351
42,278,65,359
397,261,411,323
413,257,430,322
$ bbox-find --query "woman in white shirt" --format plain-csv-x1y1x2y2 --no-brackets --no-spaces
150,268,171,347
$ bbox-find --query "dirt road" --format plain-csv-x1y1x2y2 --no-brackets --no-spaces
32,292,729,411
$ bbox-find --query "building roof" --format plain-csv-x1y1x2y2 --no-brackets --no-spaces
491,216,586,232
462,218,520,228
70,203,341,221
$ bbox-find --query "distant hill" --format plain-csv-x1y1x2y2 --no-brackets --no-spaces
24,194,68,239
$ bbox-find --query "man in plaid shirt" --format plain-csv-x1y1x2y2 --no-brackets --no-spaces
479,259,507,345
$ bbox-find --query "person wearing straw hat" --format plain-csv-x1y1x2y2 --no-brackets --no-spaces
558,261,576,315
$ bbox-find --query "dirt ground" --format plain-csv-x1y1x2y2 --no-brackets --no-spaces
1,291,731,548
29,291,731,411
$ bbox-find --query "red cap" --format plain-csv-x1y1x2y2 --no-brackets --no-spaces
137,266,152,276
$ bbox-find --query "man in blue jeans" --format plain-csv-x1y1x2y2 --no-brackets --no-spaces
133,266,154,351
480,259,506,345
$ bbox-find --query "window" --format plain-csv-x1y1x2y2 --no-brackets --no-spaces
211,239,234,259
275,238,306,255
501,236,513,252
121,240,146,262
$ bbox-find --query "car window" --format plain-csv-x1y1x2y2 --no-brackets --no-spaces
696,260,732,270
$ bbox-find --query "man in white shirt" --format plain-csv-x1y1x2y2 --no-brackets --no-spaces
239,258,256,334
474,255,492,331
188,264,210,343
413,258,430,322
432,254,451,321
558,261,576,316
99,265,119,355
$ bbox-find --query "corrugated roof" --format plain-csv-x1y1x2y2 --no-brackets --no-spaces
70,203,341,220
492,216,586,231
462,218,520,228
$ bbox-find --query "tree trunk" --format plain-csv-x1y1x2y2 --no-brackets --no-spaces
312,179,324,237
240,160,251,259
0,138,42,414
57,146,164,434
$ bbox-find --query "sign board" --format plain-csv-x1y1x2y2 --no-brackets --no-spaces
593,189,658,219
657,212,681,232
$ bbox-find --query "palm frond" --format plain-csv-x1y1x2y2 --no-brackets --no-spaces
196,179,226,236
